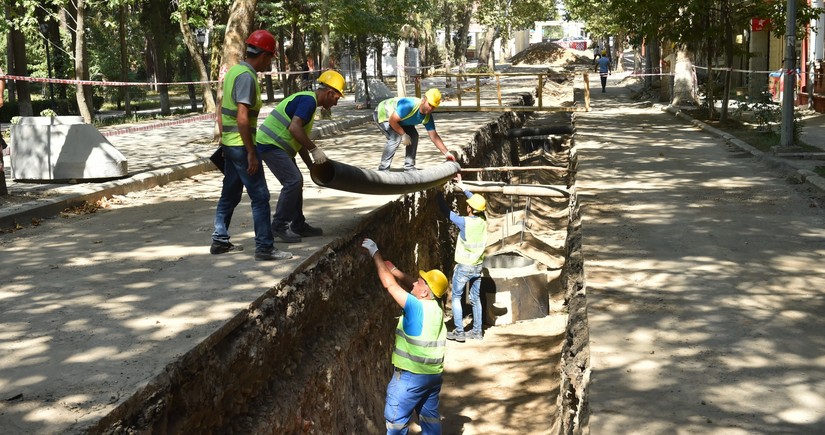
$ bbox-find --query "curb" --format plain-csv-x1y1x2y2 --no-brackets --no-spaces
662,105,825,194
0,114,373,230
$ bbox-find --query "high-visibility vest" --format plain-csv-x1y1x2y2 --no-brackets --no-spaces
256,91,316,157
376,97,430,125
392,300,446,375
220,63,262,146
454,216,488,266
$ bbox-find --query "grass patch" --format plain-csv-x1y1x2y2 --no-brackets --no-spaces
682,108,819,153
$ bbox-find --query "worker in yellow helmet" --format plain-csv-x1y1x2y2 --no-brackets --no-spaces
361,237,447,435
256,69,345,243
373,88,455,171
437,175,488,342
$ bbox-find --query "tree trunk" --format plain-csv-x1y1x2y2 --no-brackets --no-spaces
179,8,216,113
358,36,371,108
477,27,499,72
9,4,32,116
218,0,258,140
672,47,699,106
75,0,94,123
453,4,472,76
720,0,734,122
396,41,407,97
119,4,132,116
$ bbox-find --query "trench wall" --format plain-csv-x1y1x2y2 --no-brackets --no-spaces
91,108,530,434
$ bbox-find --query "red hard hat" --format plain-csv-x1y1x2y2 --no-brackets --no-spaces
246,30,276,55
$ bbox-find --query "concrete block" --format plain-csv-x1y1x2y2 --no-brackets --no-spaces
10,116,128,181
354,78,395,104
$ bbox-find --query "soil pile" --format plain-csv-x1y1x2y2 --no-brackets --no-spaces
510,42,593,67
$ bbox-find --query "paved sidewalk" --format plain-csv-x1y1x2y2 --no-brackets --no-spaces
0,97,372,229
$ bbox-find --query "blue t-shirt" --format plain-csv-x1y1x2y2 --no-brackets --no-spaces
401,293,424,336
597,56,611,74
395,98,436,131
282,94,317,123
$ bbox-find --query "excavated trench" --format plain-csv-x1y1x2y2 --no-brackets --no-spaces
92,102,590,434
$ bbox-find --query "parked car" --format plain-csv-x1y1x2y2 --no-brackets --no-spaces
557,36,589,51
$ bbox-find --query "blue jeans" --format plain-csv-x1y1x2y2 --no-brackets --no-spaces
451,263,483,334
385,368,442,435
373,111,419,171
212,145,274,253
257,144,306,232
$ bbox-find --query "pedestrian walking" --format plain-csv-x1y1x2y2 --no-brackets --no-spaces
256,70,345,243
596,50,611,93
361,237,448,435
211,30,292,261
438,179,488,342
373,88,455,171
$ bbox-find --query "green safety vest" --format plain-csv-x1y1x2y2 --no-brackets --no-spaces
392,299,446,375
256,91,316,157
454,217,488,266
220,63,262,146
376,97,430,125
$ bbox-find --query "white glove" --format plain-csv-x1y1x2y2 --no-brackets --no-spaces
400,134,412,146
361,238,379,257
310,147,327,165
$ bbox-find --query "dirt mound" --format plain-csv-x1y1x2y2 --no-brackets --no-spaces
510,42,593,67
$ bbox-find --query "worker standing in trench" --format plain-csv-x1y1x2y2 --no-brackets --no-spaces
361,238,448,435
256,70,346,243
373,88,456,171
438,179,488,342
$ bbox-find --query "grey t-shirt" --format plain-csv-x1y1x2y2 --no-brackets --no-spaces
231,61,257,108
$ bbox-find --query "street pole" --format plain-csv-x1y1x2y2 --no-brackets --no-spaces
781,0,797,148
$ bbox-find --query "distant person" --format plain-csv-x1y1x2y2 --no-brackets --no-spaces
596,50,611,92
256,70,345,243
373,89,455,171
593,44,600,63
361,237,448,435
438,178,488,342
212,30,292,261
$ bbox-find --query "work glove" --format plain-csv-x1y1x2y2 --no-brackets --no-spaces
310,147,328,165
361,238,379,257
401,134,412,146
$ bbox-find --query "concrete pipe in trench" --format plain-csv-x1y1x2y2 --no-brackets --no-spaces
310,159,461,195
505,125,575,138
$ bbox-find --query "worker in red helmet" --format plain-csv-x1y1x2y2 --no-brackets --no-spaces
211,29,292,261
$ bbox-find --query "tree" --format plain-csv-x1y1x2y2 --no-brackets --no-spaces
75,0,95,122
475,0,556,72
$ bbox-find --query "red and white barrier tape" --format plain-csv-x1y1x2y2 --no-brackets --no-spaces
102,113,216,137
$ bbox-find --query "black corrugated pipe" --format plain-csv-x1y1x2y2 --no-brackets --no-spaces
310,160,461,195
505,125,575,137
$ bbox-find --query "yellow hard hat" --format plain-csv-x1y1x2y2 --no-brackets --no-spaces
601,50,607,55
467,193,487,212
425,88,442,108
419,269,448,298
318,70,346,96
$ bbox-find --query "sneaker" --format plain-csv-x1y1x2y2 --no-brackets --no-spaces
292,222,323,237
273,228,302,243
255,248,293,261
446,330,465,343
211,241,243,254
466,330,483,340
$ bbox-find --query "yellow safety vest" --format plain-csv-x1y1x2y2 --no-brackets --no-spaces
220,63,262,146
392,299,446,375
454,217,488,266
376,97,430,125
256,91,316,157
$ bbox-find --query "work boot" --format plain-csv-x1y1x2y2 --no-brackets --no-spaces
466,330,483,340
292,222,323,237
255,248,293,261
211,241,242,254
446,330,465,343
273,228,302,243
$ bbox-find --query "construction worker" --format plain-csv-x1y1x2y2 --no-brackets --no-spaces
373,88,455,171
212,30,292,261
256,70,345,243
438,178,488,342
361,237,448,435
